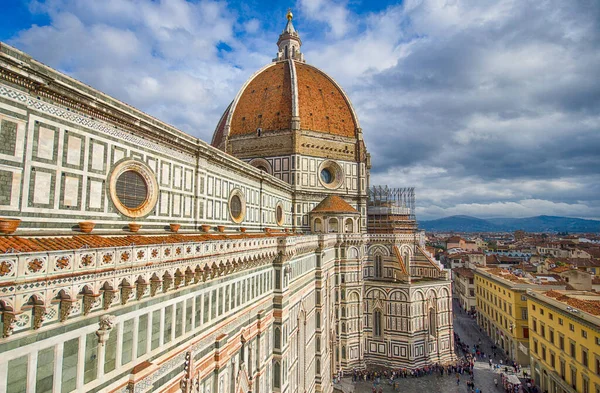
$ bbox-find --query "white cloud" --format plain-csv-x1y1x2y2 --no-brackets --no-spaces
8,0,600,220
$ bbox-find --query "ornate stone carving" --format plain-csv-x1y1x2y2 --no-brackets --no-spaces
194,267,202,284
33,305,46,329
96,314,116,345
174,274,183,289
179,351,193,393
102,253,113,265
60,299,74,322
163,276,172,293
27,258,44,273
121,286,133,305
103,290,116,310
136,282,148,300
0,260,14,276
2,312,16,337
55,256,70,270
83,294,99,316
185,270,193,286
80,254,94,267
150,280,161,297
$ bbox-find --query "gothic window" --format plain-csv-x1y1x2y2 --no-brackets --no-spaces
429,308,436,336
374,309,383,337
374,254,383,278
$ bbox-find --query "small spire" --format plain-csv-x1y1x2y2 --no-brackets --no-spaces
274,9,305,63
283,9,296,35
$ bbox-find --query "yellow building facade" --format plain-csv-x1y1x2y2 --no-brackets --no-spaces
526,290,600,393
474,268,566,366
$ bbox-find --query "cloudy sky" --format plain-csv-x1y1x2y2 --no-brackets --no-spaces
1,0,599,220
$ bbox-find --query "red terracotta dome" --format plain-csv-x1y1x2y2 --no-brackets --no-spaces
211,15,361,152
211,60,360,151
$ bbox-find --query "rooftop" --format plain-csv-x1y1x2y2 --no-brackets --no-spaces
0,232,296,254
543,290,600,316
311,195,359,214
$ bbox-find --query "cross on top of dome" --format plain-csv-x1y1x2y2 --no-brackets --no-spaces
275,9,305,62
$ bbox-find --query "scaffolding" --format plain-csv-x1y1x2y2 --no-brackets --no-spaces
367,186,416,233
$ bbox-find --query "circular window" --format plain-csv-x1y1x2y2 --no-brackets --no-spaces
231,195,242,220
115,171,148,209
109,160,158,218
276,202,285,226
228,189,246,223
320,168,333,184
318,160,344,189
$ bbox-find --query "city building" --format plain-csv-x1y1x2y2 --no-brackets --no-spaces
0,12,454,393
474,267,567,366
526,290,600,393
452,268,476,313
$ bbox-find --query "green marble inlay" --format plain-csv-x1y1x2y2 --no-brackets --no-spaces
175,302,183,338
104,323,118,374
194,295,202,327
121,319,134,366
83,332,97,384
0,119,17,156
137,313,148,358
203,294,209,324
185,298,193,333
151,310,161,351
62,338,79,393
0,170,13,205
163,305,173,344
36,346,55,393
7,355,28,393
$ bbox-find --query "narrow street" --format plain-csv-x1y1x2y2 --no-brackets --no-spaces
337,300,527,393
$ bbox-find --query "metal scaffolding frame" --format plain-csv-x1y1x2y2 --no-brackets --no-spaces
367,186,416,220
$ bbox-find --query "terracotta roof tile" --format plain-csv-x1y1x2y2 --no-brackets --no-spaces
296,63,356,137
0,232,294,254
229,62,292,137
310,195,359,214
543,290,600,316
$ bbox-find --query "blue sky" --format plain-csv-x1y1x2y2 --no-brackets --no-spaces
2,0,599,221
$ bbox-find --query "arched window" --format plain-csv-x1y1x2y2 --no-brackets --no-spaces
274,361,281,388
345,218,353,233
328,218,338,233
374,254,383,278
374,309,383,336
274,327,281,349
429,307,437,336
342,346,346,359
313,218,322,233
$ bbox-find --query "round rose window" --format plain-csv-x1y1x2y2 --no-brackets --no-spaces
320,168,333,184
115,171,148,209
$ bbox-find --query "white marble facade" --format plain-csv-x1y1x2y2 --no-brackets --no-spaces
0,40,454,393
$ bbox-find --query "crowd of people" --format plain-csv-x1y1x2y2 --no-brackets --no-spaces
333,299,534,392
334,329,531,393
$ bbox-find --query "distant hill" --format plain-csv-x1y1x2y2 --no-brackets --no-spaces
420,215,600,233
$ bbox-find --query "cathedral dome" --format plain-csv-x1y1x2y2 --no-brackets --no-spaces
211,13,362,160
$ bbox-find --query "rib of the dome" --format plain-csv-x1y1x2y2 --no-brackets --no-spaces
229,61,293,136
211,101,232,149
295,62,358,137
